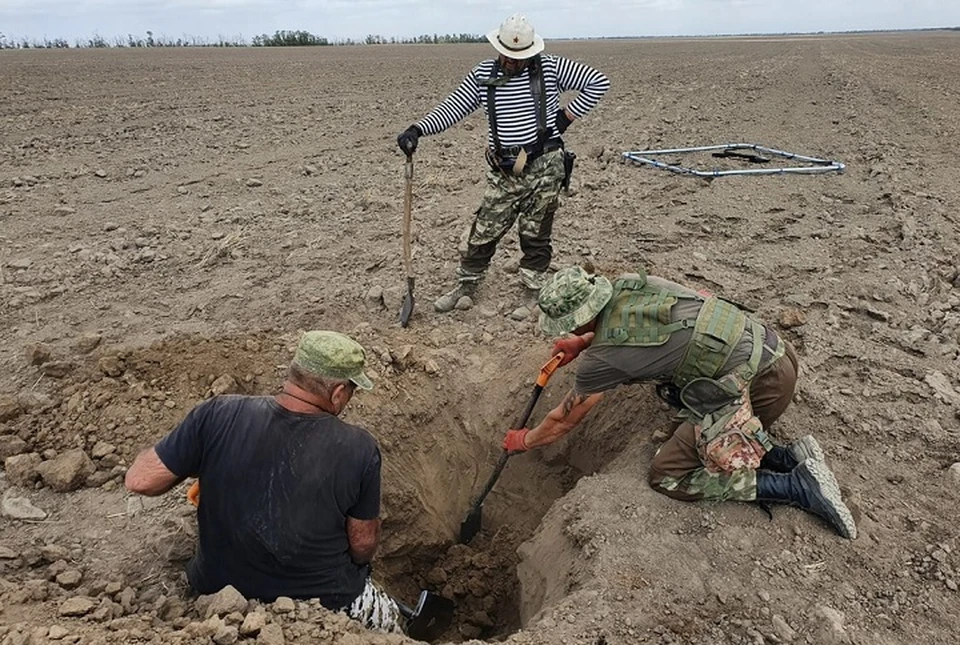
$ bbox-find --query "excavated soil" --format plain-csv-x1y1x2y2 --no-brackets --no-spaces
2,33,960,645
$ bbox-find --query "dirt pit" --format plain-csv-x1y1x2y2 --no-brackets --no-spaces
1,331,636,643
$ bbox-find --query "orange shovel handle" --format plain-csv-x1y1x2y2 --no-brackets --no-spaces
187,480,200,507
535,352,564,387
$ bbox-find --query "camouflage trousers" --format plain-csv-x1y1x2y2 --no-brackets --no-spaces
649,342,799,502
459,148,566,277
345,577,403,634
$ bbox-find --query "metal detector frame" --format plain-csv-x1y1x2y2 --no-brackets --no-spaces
622,143,845,177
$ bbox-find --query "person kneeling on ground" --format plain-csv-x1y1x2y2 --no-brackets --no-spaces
125,330,403,632
502,266,857,539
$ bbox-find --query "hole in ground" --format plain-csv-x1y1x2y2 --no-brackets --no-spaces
377,465,579,642
369,358,642,642
6,331,642,642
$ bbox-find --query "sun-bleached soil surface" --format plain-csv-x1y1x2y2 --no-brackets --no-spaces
1,32,959,645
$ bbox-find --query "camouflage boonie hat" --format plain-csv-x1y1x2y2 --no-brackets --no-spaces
538,267,613,337
292,331,374,391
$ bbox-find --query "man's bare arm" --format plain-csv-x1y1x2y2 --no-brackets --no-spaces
346,516,381,565
124,447,183,496
523,388,603,449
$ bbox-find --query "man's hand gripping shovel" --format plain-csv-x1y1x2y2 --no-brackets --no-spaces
458,352,564,544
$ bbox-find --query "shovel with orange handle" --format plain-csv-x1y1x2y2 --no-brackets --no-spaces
187,480,200,507
458,352,564,544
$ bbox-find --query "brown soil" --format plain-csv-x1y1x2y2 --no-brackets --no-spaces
2,33,960,645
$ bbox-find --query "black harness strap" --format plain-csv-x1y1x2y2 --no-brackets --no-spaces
528,55,548,145
483,55,547,157
485,58,503,156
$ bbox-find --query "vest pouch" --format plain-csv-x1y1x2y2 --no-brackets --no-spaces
693,332,728,355
679,377,740,418
692,377,769,474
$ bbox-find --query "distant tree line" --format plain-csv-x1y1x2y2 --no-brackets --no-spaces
6,27,954,50
0,29,485,50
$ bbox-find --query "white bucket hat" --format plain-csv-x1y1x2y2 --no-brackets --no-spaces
486,13,545,60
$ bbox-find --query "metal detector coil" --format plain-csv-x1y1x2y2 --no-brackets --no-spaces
622,143,845,177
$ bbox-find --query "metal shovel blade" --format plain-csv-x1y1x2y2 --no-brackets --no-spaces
400,276,415,328
459,451,509,544
400,590,455,642
459,503,483,545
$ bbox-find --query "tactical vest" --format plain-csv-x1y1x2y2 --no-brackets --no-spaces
592,271,771,388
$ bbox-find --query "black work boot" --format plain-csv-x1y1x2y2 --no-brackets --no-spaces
759,435,824,473
756,460,857,539
434,274,482,313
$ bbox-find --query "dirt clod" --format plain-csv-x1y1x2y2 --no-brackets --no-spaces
240,611,267,636
58,597,97,617
256,623,285,645
4,454,42,487
0,435,28,460
201,585,249,619
35,449,96,492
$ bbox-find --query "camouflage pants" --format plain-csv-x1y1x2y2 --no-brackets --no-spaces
345,577,403,634
459,148,565,276
648,342,799,501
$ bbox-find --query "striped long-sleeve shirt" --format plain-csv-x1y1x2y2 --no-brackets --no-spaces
415,54,610,150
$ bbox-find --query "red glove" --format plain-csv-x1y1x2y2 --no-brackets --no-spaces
503,429,530,453
552,334,590,367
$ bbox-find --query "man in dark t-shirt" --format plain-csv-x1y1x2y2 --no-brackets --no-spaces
125,330,403,633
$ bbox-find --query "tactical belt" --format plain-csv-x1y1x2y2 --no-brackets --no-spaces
487,138,563,167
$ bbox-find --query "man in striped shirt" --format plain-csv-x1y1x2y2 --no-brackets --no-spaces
397,13,610,313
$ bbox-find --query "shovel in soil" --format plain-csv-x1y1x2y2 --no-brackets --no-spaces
459,352,564,544
398,590,455,642
399,152,415,327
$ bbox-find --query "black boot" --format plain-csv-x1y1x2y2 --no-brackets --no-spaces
756,460,857,539
759,446,799,473
759,435,825,473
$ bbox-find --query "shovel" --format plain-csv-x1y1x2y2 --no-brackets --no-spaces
399,152,415,327
397,590,455,642
459,352,564,544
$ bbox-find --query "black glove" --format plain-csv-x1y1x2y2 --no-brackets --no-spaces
554,109,572,135
397,125,421,156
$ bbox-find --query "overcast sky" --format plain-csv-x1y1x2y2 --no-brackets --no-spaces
2,0,958,43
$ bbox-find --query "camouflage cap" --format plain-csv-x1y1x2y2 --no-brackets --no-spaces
292,330,373,391
538,267,613,337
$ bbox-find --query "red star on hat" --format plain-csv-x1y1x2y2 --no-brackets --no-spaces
513,36,519,43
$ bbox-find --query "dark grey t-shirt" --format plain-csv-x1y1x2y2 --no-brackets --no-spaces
155,395,381,609
574,276,759,395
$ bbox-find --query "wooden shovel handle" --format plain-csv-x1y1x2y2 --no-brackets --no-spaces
402,155,413,278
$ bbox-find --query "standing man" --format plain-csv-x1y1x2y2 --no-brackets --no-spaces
503,266,857,539
396,13,610,313
125,330,403,633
